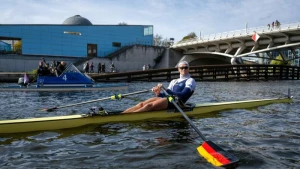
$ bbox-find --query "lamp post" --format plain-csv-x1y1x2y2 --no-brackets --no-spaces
168,38,174,47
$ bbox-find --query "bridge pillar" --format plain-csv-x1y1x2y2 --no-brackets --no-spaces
280,32,290,45
196,45,209,52
225,42,233,54
234,40,246,56
212,43,221,52
265,35,274,48
251,42,259,52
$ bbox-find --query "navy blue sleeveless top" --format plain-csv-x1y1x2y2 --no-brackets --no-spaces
160,78,194,103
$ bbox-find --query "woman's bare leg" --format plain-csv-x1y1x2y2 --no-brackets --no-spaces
122,97,160,113
133,98,168,113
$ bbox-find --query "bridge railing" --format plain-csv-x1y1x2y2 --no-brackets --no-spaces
173,21,300,47
91,64,300,82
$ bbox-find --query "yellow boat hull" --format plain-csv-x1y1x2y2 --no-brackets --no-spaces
0,98,292,134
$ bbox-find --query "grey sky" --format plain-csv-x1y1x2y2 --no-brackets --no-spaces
1,0,299,42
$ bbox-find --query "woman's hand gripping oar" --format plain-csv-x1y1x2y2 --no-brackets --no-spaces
160,87,239,167
41,90,151,112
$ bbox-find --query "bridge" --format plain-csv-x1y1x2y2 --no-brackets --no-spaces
171,22,300,66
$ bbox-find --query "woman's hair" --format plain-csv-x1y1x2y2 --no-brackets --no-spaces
178,61,189,67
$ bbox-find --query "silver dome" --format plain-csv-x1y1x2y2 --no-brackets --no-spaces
62,15,92,26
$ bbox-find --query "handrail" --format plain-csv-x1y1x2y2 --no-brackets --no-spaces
91,64,300,82
173,21,300,47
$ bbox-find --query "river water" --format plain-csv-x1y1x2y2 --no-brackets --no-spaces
0,81,299,169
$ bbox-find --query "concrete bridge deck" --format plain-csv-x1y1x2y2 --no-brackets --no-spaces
171,22,300,66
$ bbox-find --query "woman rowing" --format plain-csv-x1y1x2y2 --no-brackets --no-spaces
122,61,196,113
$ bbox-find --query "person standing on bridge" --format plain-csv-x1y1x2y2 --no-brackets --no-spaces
276,20,281,30
102,63,106,73
83,61,89,73
122,61,196,113
97,62,101,74
110,62,115,72
90,62,94,73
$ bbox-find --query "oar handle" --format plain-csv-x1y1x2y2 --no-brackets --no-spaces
122,90,152,97
161,87,208,141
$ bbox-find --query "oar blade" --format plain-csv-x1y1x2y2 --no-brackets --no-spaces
197,140,239,167
40,107,57,112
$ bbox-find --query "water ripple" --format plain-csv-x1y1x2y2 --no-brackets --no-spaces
0,81,300,168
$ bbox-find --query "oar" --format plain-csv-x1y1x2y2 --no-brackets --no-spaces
160,88,239,167
123,96,144,102
41,90,151,112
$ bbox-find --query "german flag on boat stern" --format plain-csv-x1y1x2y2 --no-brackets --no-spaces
197,140,239,167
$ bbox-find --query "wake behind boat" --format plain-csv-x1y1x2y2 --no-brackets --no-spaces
0,95,292,134
0,83,128,92
0,63,128,91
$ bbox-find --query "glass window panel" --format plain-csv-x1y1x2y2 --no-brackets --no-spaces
144,26,153,36
148,26,153,35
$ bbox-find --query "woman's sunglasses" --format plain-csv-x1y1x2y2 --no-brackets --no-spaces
179,66,189,70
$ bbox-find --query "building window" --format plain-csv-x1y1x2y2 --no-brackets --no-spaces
144,26,153,36
112,42,121,47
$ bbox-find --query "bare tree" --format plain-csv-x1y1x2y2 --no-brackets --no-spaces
153,34,163,46
118,22,128,25
153,34,174,47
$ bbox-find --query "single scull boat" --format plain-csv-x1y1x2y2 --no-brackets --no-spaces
0,96,292,134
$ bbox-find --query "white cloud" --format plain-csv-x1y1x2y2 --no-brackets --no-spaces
0,0,299,42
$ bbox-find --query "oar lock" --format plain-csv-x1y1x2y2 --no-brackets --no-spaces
88,106,108,116
167,95,178,103
111,94,123,100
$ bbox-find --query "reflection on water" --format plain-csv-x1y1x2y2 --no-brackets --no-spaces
0,81,300,168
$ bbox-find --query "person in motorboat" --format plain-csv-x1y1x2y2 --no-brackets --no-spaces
55,61,66,76
44,63,54,76
37,61,43,75
122,61,196,113
37,59,52,74
40,57,47,66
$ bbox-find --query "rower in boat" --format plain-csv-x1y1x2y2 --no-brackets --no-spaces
122,61,196,113
0,89,293,134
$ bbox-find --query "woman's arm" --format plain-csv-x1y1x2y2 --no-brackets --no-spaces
166,87,192,98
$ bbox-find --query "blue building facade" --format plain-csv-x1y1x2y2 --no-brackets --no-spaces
0,15,153,58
